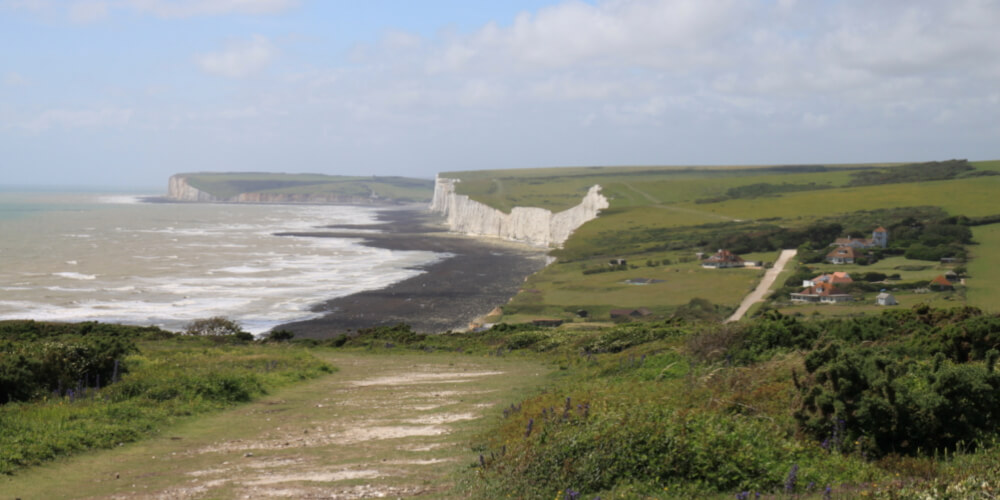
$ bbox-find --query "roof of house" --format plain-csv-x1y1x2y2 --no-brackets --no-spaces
812,272,853,284
874,226,887,233
826,246,858,259
931,275,955,287
834,236,868,245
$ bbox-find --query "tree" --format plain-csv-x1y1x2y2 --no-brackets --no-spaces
184,316,246,337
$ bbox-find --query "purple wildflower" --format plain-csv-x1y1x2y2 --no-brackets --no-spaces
784,464,799,493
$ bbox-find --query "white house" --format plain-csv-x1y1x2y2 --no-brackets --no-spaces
876,292,897,306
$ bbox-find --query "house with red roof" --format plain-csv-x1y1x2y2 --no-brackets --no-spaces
790,283,853,303
930,275,955,291
803,272,853,287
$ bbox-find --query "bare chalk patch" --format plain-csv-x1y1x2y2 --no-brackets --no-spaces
350,371,504,387
404,412,479,425
334,425,448,444
246,469,380,486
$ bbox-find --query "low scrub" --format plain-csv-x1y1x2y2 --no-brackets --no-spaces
465,306,1000,498
0,331,333,475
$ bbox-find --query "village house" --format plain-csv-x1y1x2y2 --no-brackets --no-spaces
790,283,853,303
876,292,898,306
831,227,889,249
803,272,853,287
701,249,746,269
826,246,858,264
930,275,955,291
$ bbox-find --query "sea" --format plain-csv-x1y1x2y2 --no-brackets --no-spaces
0,191,446,334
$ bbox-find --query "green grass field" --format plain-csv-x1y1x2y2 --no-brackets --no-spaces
967,224,1000,312
687,176,1000,221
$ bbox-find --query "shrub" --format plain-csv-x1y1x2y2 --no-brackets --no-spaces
265,329,295,342
184,317,246,337
796,341,1000,457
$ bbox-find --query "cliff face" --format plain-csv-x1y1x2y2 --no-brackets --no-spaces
168,175,219,202
430,176,609,247
167,175,383,204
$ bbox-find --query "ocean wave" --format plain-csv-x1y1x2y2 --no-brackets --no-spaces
53,272,97,280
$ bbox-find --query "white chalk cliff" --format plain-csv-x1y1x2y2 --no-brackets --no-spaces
430,176,609,248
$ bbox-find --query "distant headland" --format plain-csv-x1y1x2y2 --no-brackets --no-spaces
166,172,434,205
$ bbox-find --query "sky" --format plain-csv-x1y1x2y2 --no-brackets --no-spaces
2,0,999,189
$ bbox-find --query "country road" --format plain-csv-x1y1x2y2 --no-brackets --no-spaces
725,249,798,323
1,352,549,499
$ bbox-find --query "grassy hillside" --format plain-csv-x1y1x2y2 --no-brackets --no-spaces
446,160,1000,321
179,172,434,203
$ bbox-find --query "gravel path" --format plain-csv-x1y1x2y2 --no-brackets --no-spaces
2,351,549,499
725,249,798,323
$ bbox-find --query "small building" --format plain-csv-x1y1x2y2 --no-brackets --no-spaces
930,275,955,291
876,292,898,306
702,249,745,269
826,246,858,264
944,271,959,283
609,258,627,267
790,284,852,303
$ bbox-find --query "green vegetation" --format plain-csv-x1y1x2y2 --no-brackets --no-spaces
307,309,1000,499
6,308,1000,498
444,160,1000,322
846,159,984,186
0,321,332,475
179,172,434,202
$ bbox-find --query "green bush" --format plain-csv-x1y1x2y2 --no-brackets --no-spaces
796,341,1000,457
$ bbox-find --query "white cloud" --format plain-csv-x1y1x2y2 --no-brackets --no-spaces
195,35,277,78
425,0,742,73
3,71,29,86
22,108,133,133
121,0,297,18
0,0,51,13
69,0,108,22
458,80,507,107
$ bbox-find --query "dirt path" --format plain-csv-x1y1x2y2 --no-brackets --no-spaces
725,249,797,323
2,351,549,499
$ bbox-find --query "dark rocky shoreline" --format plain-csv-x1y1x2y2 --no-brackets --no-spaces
274,207,548,339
